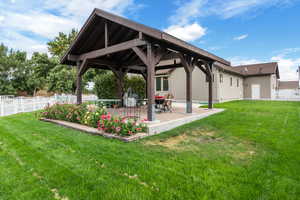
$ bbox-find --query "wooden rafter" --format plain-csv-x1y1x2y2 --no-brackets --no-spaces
78,39,146,60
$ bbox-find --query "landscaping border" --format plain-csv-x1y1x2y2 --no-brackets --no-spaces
40,118,148,142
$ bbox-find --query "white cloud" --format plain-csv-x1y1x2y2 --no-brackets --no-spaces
0,0,141,57
44,0,138,19
170,0,296,21
0,30,48,57
271,56,300,80
169,0,207,25
0,11,80,39
164,23,206,42
234,34,248,40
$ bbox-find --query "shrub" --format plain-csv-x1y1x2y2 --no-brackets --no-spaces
40,103,147,136
94,72,118,99
98,114,147,136
94,72,146,99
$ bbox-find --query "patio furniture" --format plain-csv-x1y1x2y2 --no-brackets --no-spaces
155,96,165,112
163,93,174,112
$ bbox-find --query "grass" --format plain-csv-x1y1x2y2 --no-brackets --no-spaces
0,100,300,199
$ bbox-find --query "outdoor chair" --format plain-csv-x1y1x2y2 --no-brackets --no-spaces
163,93,174,112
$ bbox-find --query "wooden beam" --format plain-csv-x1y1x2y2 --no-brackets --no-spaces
146,43,156,121
76,61,83,104
178,53,195,113
132,46,147,65
105,21,108,48
79,39,146,60
89,58,118,67
205,62,213,109
68,54,79,62
78,59,89,76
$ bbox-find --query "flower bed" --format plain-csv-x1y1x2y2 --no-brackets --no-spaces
40,103,147,136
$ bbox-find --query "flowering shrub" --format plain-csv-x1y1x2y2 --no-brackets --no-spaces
40,103,147,136
98,114,147,136
81,105,107,128
41,103,86,123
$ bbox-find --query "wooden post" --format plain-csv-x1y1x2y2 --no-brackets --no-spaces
110,67,127,105
141,72,147,99
179,54,195,113
206,63,213,109
76,61,82,104
146,44,156,121
186,70,193,113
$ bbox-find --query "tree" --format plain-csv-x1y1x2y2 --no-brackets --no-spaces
47,29,78,58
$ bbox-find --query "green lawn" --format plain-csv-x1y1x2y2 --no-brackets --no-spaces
0,100,300,200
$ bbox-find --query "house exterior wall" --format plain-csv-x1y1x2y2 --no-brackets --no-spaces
155,67,276,102
270,74,278,99
217,70,244,102
161,67,243,102
243,75,272,99
165,67,219,102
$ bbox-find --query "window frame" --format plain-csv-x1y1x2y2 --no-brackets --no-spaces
155,75,169,92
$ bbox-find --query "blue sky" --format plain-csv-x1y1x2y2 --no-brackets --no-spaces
0,0,300,80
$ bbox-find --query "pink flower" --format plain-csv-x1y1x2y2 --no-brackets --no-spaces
107,114,111,120
101,115,106,120
136,128,142,132
128,131,133,135
114,119,119,123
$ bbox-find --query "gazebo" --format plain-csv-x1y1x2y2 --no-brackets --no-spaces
61,8,230,121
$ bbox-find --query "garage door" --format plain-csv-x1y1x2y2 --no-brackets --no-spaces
251,84,260,99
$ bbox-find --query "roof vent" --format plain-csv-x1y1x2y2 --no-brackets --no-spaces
244,67,248,72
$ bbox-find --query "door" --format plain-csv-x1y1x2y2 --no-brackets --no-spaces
251,84,260,99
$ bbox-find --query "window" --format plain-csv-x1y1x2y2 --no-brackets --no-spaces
156,77,161,91
220,74,223,83
163,77,169,91
156,76,169,92
237,79,239,87
230,77,233,86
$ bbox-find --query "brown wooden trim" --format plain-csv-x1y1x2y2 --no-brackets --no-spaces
132,46,148,65
79,39,146,60
104,21,108,48
76,61,83,104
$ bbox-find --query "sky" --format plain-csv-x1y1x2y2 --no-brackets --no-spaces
0,0,300,80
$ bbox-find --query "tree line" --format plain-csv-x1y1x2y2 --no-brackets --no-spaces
0,29,98,96
0,29,145,98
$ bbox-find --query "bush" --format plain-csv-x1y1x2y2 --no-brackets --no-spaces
40,103,147,136
94,72,145,99
98,114,147,136
125,75,146,99
94,72,118,99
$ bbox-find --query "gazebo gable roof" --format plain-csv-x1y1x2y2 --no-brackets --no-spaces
61,8,230,67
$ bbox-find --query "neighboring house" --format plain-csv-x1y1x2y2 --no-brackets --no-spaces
155,62,280,102
276,81,300,99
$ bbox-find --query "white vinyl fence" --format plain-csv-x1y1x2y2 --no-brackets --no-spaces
0,94,98,117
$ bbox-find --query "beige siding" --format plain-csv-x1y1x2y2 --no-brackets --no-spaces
168,67,219,102
244,75,272,99
270,74,277,99
218,71,244,102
